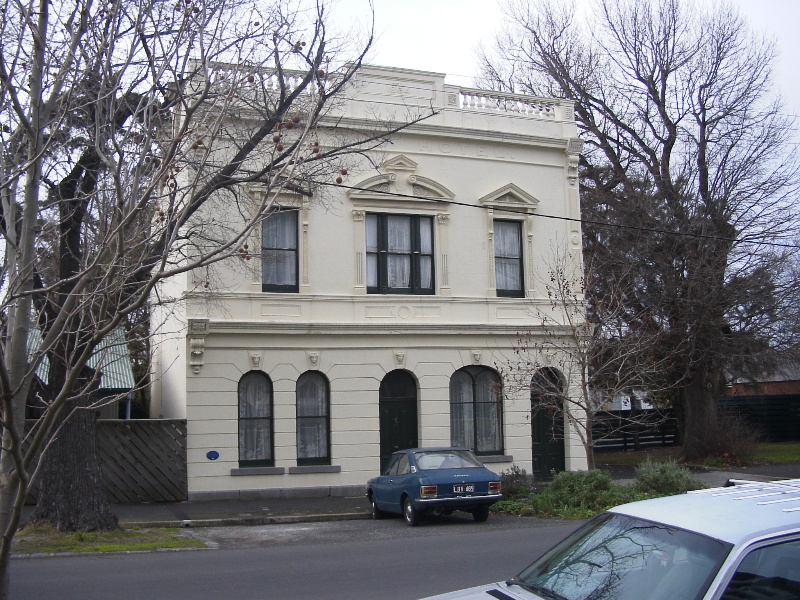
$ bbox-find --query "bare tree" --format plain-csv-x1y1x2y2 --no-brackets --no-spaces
0,0,428,594
481,0,800,462
501,245,674,471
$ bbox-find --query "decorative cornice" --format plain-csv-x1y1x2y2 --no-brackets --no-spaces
201,320,578,338
316,116,574,151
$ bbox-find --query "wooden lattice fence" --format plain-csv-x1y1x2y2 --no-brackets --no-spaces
25,419,187,503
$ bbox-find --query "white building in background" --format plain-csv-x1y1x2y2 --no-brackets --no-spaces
151,65,587,500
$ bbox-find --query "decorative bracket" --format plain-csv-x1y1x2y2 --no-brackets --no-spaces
566,138,584,185
188,319,209,374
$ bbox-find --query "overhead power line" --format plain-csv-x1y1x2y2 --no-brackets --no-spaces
313,179,800,250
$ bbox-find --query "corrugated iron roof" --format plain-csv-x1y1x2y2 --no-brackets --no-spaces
27,327,135,391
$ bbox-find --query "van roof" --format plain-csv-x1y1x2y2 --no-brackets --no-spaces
610,479,800,545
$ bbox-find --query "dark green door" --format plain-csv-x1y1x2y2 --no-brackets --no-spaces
379,370,418,470
531,404,565,481
531,369,566,481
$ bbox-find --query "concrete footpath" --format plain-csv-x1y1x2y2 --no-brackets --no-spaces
102,463,800,529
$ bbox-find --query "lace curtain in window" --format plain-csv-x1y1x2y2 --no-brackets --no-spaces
297,372,329,462
238,372,272,464
449,367,503,454
262,211,297,287
494,220,522,292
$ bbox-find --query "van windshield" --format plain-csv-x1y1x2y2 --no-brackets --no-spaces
517,513,731,600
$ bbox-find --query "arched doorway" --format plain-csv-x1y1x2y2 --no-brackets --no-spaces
379,370,418,470
531,368,566,481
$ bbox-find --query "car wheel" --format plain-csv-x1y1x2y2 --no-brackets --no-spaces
472,505,490,523
403,497,421,526
370,495,385,520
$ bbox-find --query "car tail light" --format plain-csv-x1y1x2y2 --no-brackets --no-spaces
489,481,502,493
420,485,438,499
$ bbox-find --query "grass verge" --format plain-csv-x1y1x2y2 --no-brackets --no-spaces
752,441,800,465
14,524,207,555
596,441,800,469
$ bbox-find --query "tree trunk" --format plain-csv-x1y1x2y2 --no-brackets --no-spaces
0,439,23,600
27,374,117,531
678,371,719,463
584,413,595,470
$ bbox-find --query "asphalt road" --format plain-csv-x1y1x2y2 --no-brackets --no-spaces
12,514,583,600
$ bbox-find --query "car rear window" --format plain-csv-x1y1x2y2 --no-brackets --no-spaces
413,450,483,470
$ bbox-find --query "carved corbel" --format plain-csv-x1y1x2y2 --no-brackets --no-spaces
566,138,584,186
188,319,209,374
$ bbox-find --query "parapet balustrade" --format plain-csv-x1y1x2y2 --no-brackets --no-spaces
452,86,563,120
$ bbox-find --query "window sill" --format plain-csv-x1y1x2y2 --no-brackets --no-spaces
231,467,286,476
478,455,513,464
288,465,341,474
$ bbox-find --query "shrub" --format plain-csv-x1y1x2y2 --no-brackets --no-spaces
499,465,533,500
528,470,641,519
492,462,707,520
634,459,704,496
695,412,763,467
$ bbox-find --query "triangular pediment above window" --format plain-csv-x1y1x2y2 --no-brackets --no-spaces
479,184,539,214
382,154,418,172
347,155,454,207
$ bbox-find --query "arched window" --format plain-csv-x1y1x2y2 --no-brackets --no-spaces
238,371,273,467
449,366,503,455
297,371,330,465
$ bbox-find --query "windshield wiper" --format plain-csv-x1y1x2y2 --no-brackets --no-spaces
505,578,567,600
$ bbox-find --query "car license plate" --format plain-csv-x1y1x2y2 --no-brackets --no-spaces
453,484,474,494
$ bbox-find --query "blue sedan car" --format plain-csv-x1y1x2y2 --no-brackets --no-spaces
366,448,503,526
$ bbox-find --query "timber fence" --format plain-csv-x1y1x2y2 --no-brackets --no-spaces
592,409,677,453
25,419,187,503
719,395,800,442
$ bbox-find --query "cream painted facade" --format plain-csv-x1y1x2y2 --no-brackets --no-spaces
151,65,588,500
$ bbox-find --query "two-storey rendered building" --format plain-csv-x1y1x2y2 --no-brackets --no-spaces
151,65,587,500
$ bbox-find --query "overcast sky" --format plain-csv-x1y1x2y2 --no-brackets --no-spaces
331,0,799,145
